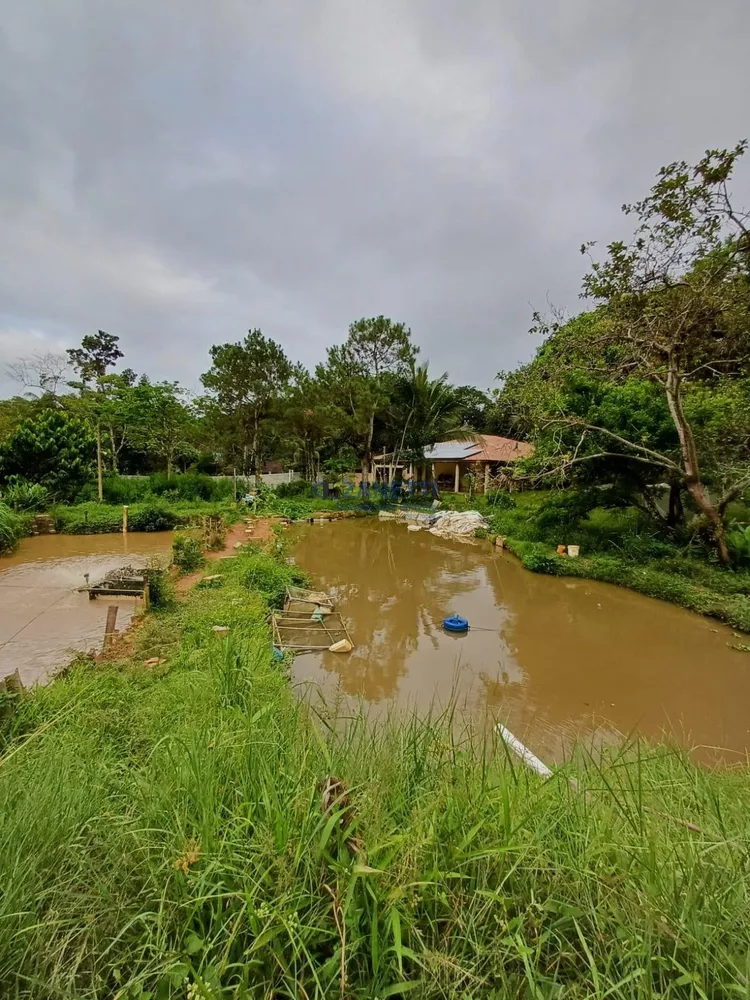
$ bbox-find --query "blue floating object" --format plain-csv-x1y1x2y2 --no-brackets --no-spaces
443,614,469,633
272,646,284,662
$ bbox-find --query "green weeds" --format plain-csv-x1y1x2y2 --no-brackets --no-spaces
0,501,22,554
172,532,205,573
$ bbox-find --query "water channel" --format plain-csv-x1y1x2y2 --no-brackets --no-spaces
291,519,750,764
0,532,172,686
1,520,748,764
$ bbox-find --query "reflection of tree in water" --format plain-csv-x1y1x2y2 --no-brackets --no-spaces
294,522,750,763
293,520,491,701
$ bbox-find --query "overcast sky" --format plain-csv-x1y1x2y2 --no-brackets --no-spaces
1,0,749,397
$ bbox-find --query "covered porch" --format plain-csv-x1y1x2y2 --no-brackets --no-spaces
373,435,533,494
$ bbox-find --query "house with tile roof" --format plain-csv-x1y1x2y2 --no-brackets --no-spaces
374,434,534,493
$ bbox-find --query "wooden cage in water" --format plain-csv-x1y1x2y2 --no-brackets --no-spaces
272,610,353,652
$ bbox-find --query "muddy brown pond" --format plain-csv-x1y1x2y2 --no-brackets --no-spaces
292,519,750,764
0,532,173,686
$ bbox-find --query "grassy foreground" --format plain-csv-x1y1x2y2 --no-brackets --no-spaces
2,550,750,998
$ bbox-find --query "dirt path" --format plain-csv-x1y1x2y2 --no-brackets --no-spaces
175,517,280,591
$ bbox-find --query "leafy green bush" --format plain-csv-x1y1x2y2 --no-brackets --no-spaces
171,532,204,573
485,489,517,510
53,503,121,534
274,479,314,499
144,566,173,607
727,524,750,567
100,476,151,504
614,531,677,561
0,477,50,511
0,502,22,554
98,473,234,505
519,543,561,575
0,410,95,501
129,502,180,532
149,473,231,502
241,551,307,608
535,489,598,533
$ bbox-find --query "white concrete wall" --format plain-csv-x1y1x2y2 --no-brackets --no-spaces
120,471,302,488
215,472,302,488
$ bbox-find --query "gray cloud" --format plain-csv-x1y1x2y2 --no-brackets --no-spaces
1,0,749,395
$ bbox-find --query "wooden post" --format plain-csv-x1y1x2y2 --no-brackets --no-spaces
143,580,150,611
484,464,490,494
122,505,129,534
96,424,104,502
454,462,460,493
233,467,237,500
104,605,118,650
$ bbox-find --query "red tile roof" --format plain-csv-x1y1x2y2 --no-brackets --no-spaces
469,434,534,463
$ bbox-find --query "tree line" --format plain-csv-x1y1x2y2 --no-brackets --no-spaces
1,141,748,565
0,319,500,499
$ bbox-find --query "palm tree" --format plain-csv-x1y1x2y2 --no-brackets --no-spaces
388,362,477,480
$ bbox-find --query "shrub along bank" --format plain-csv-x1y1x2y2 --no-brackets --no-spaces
0,501,22,554
49,499,239,535
1,544,749,998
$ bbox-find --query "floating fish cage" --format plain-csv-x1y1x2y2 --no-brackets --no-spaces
272,610,353,652
284,585,335,614
85,565,156,601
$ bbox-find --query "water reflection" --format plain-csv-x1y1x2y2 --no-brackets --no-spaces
292,519,750,763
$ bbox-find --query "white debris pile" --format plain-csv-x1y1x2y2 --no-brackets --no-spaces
428,510,488,538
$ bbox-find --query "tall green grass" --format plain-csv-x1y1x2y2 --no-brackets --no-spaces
1,550,749,998
0,501,22,554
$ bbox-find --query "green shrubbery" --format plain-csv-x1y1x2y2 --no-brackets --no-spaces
48,497,239,536
145,565,174,607
0,410,95,501
0,502,22,555
240,549,308,607
485,488,517,510
54,501,181,534
171,532,205,573
727,523,750,567
98,473,233,505
0,477,50,511
273,478,315,499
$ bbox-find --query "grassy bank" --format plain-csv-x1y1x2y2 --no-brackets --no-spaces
1,544,750,998
0,501,22,554
21,480,368,539
50,499,240,535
